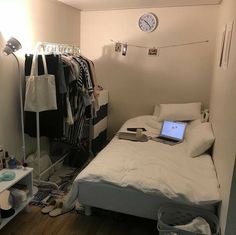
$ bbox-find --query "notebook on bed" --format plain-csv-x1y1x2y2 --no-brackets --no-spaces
152,120,187,145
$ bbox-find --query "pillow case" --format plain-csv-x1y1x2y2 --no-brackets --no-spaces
186,119,202,134
158,102,202,121
186,122,215,158
153,105,160,117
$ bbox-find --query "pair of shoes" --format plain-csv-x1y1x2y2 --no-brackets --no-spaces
41,198,74,217
49,201,74,217
41,198,61,214
0,190,15,218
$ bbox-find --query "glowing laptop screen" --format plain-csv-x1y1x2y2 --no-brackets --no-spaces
160,121,187,141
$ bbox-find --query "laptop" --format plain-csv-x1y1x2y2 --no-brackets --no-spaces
152,120,187,145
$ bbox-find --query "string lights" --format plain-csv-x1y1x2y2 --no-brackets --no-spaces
112,39,209,57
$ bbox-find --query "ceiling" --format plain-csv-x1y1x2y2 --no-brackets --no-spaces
58,0,222,11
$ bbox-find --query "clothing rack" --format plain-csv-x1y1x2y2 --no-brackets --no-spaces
34,41,82,189
42,42,81,54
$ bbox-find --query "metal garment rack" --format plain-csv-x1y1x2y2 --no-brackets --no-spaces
42,42,81,54
34,42,81,189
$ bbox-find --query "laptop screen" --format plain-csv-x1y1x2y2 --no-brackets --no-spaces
160,121,187,141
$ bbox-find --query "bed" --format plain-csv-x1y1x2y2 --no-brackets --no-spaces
64,115,221,219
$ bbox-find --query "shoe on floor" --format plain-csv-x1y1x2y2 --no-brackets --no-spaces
49,201,74,217
41,198,62,214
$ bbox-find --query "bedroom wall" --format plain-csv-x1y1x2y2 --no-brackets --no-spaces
80,6,219,138
209,0,236,234
0,0,81,159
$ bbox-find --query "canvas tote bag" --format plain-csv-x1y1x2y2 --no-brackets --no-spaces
24,43,57,112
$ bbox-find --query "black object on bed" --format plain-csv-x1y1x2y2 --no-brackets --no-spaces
127,128,147,132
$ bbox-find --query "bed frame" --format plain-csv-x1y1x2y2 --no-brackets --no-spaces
76,115,220,220
78,181,218,219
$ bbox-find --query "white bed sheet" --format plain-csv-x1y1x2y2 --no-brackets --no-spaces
65,116,220,208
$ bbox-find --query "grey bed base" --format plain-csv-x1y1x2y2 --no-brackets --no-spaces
78,181,219,220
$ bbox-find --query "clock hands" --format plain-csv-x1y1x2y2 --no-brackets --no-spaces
143,19,151,29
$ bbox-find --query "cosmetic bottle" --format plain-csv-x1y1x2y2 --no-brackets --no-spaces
8,156,17,169
0,146,4,170
2,158,6,169
4,151,9,168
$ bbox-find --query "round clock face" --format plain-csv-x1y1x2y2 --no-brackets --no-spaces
138,13,158,32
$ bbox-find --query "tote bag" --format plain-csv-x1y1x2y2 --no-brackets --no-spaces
24,43,58,112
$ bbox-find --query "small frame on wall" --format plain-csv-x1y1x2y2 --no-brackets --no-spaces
219,20,234,69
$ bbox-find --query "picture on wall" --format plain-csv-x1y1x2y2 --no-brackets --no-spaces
219,21,234,69
219,25,226,67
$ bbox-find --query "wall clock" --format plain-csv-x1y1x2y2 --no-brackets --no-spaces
138,13,158,32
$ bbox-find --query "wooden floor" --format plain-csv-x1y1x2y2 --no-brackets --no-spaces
1,206,157,235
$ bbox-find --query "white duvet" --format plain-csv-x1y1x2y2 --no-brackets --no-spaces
65,116,221,208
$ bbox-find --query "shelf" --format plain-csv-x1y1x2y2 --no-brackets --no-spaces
0,197,33,229
0,168,33,193
0,168,33,230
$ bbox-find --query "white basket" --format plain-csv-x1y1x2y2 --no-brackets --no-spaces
157,204,219,235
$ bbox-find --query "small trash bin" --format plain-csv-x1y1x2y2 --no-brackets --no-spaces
157,204,219,235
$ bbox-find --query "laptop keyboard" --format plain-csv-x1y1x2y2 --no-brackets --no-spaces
151,137,179,146
158,136,179,142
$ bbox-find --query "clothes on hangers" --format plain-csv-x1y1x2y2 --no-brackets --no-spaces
24,52,100,148
62,55,98,146
73,56,94,94
79,55,100,98
78,56,100,113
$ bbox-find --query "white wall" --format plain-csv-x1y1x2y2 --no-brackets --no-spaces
225,158,236,234
0,33,22,158
0,0,81,159
80,6,219,137
0,2,235,233
209,0,236,234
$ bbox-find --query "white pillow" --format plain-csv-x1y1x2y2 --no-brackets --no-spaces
153,105,160,117
186,119,202,134
186,122,215,157
158,102,202,121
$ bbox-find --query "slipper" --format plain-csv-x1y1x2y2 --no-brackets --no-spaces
49,201,74,217
41,199,61,214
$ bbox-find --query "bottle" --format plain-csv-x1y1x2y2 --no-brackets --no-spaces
136,128,143,139
8,156,17,169
4,151,9,168
2,158,6,169
0,146,4,170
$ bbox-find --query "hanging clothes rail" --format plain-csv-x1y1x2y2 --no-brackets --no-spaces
42,42,81,54
34,41,81,189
